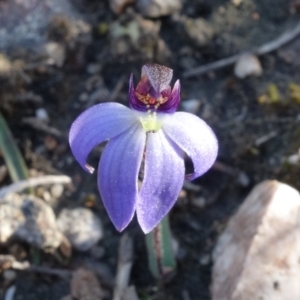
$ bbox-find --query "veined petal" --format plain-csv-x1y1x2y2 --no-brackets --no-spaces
142,63,173,93
69,103,138,173
162,112,218,180
98,123,146,231
137,131,184,234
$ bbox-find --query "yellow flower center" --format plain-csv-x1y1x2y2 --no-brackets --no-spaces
139,111,161,132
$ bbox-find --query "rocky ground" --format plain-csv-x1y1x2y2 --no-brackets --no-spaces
0,0,300,299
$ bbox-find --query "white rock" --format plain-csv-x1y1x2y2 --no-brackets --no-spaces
3,269,17,281
57,208,103,251
0,193,62,249
212,180,300,300
44,42,65,67
35,108,49,122
231,0,243,6
234,53,262,79
137,0,181,18
110,0,135,14
50,183,64,198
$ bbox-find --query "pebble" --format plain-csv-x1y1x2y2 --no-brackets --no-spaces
212,180,300,300
231,0,243,6
0,193,62,249
86,63,102,75
110,0,135,14
199,254,210,265
57,208,103,251
42,190,52,202
0,54,12,76
44,42,65,67
191,197,206,209
234,53,262,79
35,108,49,122
287,153,300,165
3,270,17,282
182,17,214,48
71,269,103,300
236,171,250,187
79,93,89,102
137,0,181,18
50,184,64,198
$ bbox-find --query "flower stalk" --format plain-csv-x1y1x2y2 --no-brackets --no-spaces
146,215,176,279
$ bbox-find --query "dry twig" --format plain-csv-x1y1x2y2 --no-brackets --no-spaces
183,22,300,78
0,255,71,279
0,175,71,199
22,117,64,138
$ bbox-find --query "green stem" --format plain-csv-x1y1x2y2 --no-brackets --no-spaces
0,111,28,182
146,215,176,279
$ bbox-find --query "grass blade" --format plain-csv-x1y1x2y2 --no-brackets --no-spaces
0,111,28,182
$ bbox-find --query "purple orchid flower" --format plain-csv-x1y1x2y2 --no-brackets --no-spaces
69,64,218,234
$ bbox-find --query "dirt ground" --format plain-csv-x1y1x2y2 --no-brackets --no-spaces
1,0,300,299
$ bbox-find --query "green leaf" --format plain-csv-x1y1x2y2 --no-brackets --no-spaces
146,215,176,279
0,111,28,182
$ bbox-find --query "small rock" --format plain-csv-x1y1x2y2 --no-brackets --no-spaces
110,14,170,61
0,193,62,249
44,42,65,67
71,269,103,300
182,17,214,48
199,254,210,265
86,63,102,75
57,208,103,251
0,54,12,76
181,99,201,114
50,184,64,198
42,190,52,202
137,0,181,18
234,53,262,79
79,93,89,102
110,0,135,14
212,180,300,300
35,108,49,122
3,269,17,282
231,0,243,6
44,135,58,151
191,197,206,209
236,171,250,187
286,152,300,165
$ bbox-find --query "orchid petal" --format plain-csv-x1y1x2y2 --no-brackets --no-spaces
98,123,146,231
137,131,184,234
69,103,138,173
162,112,218,180
158,79,181,113
129,74,147,112
142,64,173,93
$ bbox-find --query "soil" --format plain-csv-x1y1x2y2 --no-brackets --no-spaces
1,0,300,299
